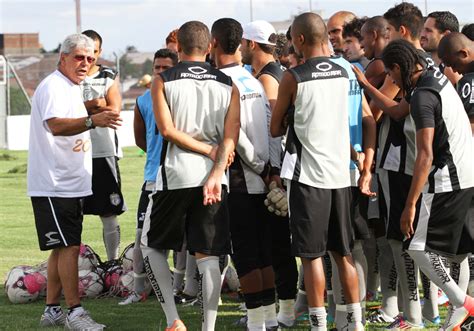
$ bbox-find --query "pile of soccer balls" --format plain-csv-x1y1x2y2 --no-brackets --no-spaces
3,243,150,304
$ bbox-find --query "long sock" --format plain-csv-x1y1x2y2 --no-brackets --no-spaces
172,244,187,292
247,306,265,331
389,240,422,325
323,254,336,319
197,256,221,331
450,256,469,294
183,252,198,297
142,247,179,327
172,269,185,293
294,265,308,315
308,306,327,330
329,253,348,329
376,236,399,318
347,302,363,329
277,298,295,326
421,271,439,321
219,254,230,287
469,257,474,296
408,250,467,308
101,215,120,260
352,240,367,323
261,288,278,328
363,234,380,296
133,229,145,293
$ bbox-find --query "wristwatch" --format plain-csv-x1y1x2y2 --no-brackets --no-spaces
85,116,95,130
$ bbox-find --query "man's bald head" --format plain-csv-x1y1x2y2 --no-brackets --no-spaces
362,16,389,39
438,32,474,74
327,11,356,53
292,12,328,46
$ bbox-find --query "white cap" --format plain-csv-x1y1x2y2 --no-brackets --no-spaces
242,20,277,45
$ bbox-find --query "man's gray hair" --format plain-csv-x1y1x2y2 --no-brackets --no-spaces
60,33,94,54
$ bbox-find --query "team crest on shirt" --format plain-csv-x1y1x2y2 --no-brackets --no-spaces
110,193,121,206
181,66,216,80
188,66,207,75
315,62,332,71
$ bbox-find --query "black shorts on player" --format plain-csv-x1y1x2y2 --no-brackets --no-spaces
287,181,354,258
228,193,273,277
32,197,83,251
351,187,371,240
404,187,474,257
144,187,231,256
83,156,125,216
385,170,412,241
136,182,154,230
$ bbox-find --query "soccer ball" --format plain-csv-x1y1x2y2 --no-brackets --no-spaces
224,265,240,292
78,243,100,271
121,243,134,272
117,270,152,297
4,266,44,304
104,264,124,293
78,269,104,298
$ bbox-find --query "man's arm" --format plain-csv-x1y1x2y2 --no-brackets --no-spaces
47,110,122,136
259,74,279,111
364,59,386,92
104,76,122,112
270,71,296,137
151,76,215,157
400,127,434,238
203,84,241,205
358,94,377,196
133,104,147,152
236,129,266,174
353,65,409,121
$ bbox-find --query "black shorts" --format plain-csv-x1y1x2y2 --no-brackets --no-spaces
287,181,354,258
379,170,412,242
31,197,83,251
142,187,231,256
404,187,474,257
228,193,273,277
351,187,371,240
137,182,154,230
83,157,126,216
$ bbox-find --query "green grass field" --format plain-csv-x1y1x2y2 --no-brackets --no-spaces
0,148,445,330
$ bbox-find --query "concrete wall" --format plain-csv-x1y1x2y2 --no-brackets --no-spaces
6,110,136,151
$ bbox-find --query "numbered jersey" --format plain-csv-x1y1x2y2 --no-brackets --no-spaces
28,70,92,197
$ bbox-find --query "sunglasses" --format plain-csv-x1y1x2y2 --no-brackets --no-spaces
73,55,95,63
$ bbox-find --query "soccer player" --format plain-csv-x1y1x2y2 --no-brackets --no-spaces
210,17,278,330
240,20,298,327
81,30,125,261
383,38,474,331
119,49,178,306
420,11,462,84
327,11,356,55
141,21,240,331
28,33,120,330
342,17,369,69
271,12,364,331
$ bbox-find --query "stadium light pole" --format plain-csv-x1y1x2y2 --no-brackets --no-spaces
250,0,253,21
75,0,82,33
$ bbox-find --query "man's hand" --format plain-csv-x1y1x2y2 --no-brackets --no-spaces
400,204,416,239
270,175,283,189
203,173,222,206
91,110,122,130
352,65,371,89
208,146,234,168
358,170,376,197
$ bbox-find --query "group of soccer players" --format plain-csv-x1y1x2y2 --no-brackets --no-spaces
68,2,474,331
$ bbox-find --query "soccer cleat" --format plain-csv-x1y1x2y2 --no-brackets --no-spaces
165,319,186,331
65,310,105,331
118,291,147,305
39,307,66,327
385,315,424,329
438,290,450,306
422,315,441,325
233,315,248,328
277,318,295,328
174,292,197,305
440,304,470,331
366,309,396,324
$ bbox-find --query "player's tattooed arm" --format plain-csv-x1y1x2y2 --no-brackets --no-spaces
270,71,296,137
152,75,215,156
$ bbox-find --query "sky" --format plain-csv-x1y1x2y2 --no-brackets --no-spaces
1,0,473,59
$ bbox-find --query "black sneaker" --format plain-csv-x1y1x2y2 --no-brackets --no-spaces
174,292,197,305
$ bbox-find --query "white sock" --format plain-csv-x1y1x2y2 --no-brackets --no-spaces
376,237,399,318
142,247,179,327
294,289,308,314
101,215,120,260
347,302,363,328
277,298,295,326
335,304,348,330
133,228,145,293
308,306,327,330
68,306,85,319
421,272,439,320
247,306,265,331
197,256,221,331
408,250,467,307
263,303,278,327
183,252,198,296
172,269,185,292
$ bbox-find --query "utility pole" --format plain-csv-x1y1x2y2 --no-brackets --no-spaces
309,0,312,12
250,0,253,21
75,0,81,33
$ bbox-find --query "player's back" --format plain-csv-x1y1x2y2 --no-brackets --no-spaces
157,61,233,190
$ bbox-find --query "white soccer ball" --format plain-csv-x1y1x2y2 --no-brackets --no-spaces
78,269,104,298
4,266,43,304
116,270,152,298
224,265,240,292
78,243,100,271
121,244,134,272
